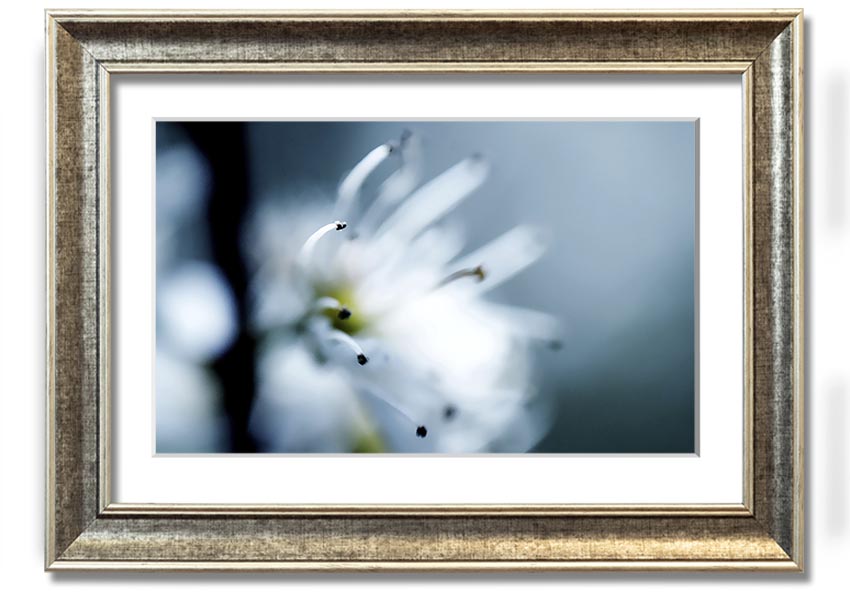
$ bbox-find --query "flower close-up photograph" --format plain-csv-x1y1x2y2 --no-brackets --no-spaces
156,120,696,455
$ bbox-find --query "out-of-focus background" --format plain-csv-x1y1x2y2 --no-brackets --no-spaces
156,120,695,453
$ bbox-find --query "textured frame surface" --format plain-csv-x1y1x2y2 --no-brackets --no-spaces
46,10,804,572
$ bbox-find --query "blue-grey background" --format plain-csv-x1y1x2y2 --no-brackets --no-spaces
158,120,696,453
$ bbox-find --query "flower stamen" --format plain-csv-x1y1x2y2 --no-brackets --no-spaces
358,131,422,233
438,264,486,288
314,296,353,321
323,328,369,366
335,143,395,221
297,221,346,269
355,381,429,440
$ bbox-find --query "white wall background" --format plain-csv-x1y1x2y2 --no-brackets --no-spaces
1,0,846,596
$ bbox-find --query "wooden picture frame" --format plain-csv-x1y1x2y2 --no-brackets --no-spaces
46,10,804,571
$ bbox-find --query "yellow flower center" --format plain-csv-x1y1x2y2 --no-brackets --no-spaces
315,285,368,336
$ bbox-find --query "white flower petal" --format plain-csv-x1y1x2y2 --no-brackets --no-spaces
377,292,521,391
482,304,562,342
374,156,488,245
249,338,364,452
354,225,464,312
448,225,546,294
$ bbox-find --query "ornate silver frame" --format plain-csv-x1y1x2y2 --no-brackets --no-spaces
46,10,804,571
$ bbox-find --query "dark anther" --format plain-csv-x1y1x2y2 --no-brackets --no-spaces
357,353,369,366
335,221,347,231
439,265,486,287
443,405,457,421
416,426,428,438
337,307,352,320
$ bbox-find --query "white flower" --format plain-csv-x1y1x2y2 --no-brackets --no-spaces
244,133,558,453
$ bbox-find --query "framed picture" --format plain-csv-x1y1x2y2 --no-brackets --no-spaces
46,10,804,571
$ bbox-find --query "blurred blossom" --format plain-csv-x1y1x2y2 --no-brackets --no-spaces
243,133,557,452
155,138,236,453
158,261,238,363
249,339,367,452
156,350,228,453
156,143,213,267
156,144,212,224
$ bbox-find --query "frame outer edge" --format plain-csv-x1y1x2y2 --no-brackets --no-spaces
45,560,804,573
791,9,805,571
45,9,57,570
45,8,807,21
47,15,104,564
749,12,804,568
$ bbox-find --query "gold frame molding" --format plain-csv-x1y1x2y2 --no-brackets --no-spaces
45,10,804,572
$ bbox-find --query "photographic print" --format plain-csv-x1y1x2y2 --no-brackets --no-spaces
155,120,696,454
